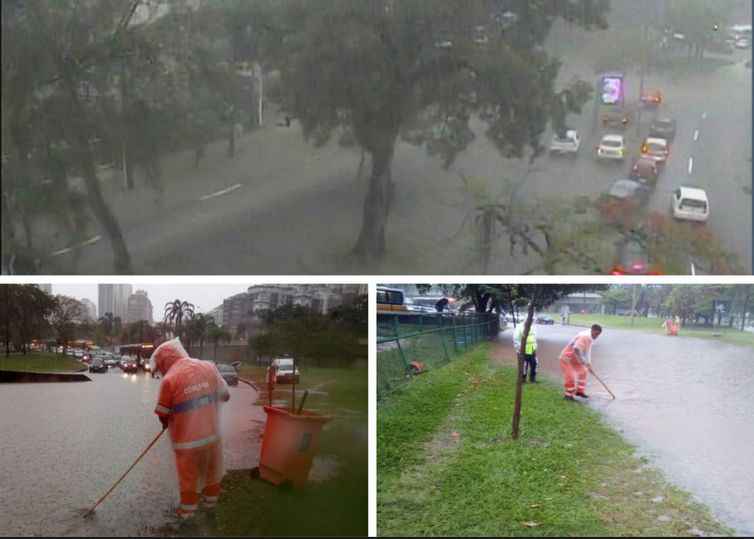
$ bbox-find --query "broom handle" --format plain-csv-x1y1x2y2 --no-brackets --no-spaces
588,366,615,399
85,428,166,515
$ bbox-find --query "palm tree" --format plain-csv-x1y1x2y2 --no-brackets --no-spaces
163,299,195,340
208,323,232,363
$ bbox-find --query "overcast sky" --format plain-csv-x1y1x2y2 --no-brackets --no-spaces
52,284,250,321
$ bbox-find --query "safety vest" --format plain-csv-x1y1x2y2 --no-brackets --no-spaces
524,330,537,354
155,358,228,450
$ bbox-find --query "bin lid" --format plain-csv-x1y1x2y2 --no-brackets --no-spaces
263,405,332,424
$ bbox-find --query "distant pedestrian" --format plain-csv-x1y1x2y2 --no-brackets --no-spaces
560,324,602,400
513,322,538,383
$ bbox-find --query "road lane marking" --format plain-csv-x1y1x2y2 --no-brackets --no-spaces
688,157,694,175
50,235,102,257
200,183,242,201
693,129,699,141
701,112,707,120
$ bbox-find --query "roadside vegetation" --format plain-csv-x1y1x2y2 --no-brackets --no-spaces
0,352,86,372
378,344,732,536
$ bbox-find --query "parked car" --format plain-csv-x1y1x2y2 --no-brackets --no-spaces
596,134,626,161
268,358,300,384
549,129,581,156
217,364,239,386
641,137,669,164
609,238,661,275
649,117,676,141
672,186,709,222
89,359,108,373
536,315,555,325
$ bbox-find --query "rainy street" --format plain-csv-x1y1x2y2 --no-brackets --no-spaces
497,323,754,536
0,371,263,537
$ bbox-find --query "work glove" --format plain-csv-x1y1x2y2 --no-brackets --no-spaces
159,415,169,430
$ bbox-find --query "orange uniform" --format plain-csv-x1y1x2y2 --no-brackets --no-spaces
151,339,230,518
559,330,594,398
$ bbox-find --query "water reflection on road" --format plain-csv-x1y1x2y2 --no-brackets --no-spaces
0,371,260,536
499,324,754,536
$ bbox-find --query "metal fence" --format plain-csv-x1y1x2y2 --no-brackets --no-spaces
377,311,499,401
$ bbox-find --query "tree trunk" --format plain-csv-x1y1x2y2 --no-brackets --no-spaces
740,288,751,331
58,61,133,274
512,303,535,440
353,137,396,262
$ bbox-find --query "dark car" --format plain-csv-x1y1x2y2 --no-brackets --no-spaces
629,156,660,184
607,179,651,206
121,360,138,373
216,364,239,386
89,359,108,373
610,239,662,275
536,315,555,325
649,117,676,141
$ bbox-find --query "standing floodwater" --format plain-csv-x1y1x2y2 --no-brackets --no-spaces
498,324,754,536
0,371,260,536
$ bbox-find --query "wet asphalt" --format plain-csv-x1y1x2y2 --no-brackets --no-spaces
498,323,754,536
0,370,262,537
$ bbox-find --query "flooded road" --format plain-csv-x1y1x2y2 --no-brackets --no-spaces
0,370,261,537
498,324,754,536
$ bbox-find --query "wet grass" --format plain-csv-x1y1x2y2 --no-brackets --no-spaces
378,346,733,536
564,314,754,349
192,364,368,537
0,352,86,372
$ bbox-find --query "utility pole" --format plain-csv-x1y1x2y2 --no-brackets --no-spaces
636,23,648,139
631,285,639,326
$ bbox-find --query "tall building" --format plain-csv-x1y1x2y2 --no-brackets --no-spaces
126,290,153,323
222,292,253,332
98,284,133,321
80,298,97,322
207,305,224,326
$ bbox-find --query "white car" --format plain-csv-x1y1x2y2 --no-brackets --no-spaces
596,134,626,161
550,129,581,156
672,187,709,222
735,38,750,49
641,137,669,164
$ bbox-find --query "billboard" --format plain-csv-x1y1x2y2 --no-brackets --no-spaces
600,72,624,106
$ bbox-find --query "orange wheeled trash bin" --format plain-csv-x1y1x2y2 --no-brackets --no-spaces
253,405,332,488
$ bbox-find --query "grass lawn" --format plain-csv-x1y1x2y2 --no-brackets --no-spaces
564,313,754,349
188,364,368,537
0,352,86,373
378,343,732,536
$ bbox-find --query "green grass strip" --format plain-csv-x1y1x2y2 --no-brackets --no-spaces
378,348,732,537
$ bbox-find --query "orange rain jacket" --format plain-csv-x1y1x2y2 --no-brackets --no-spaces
151,339,230,450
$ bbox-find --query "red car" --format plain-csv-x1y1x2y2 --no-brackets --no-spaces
640,88,663,106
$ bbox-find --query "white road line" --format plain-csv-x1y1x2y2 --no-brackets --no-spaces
693,129,699,141
688,157,694,175
199,183,242,201
701,112,707,120
50,235,102,257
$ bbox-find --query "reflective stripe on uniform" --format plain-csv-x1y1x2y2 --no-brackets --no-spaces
172,393,218,414
155,404,171,415
203,496,219,502
180,504,198,511
173,435,218,450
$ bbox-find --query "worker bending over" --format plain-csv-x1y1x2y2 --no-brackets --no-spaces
559,324,602,401
150,338,230,519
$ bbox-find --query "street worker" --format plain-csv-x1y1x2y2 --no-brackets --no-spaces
513,321,538,383
559,324,602,401
150,338,230,519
